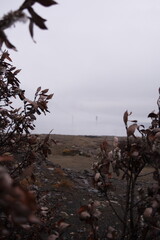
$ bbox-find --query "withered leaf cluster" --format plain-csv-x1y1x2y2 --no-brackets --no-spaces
0,166,39,238
0,51,54,176
92,107,160,239
0,51,53,138
0,51,55,239
0,0,58,50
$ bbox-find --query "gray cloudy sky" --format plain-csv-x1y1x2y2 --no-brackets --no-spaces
1,0,160,136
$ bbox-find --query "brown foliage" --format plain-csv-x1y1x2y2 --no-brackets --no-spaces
0,0,58,50
92,105,160,239
0,1,57,239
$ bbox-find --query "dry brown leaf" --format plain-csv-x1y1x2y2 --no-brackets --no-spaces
94,172,100,182
143,207,153,218
48,233,59,240
58,221,71,231
1,51,12,62
123,110,129,126
14,69,21,75
79,211,91,220
113,136,119,147
127,124,138,137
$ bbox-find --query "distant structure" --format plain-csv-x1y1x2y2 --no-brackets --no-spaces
96,116,98,124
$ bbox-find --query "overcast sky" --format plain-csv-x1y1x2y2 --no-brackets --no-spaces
1,0,160,136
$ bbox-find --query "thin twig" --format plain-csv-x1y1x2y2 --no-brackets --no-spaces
138,171,154,178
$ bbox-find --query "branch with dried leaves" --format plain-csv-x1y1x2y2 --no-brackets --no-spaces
0,0,58,51
92,105,160,239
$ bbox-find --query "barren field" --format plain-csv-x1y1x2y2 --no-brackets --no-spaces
48,134,154,182
20,134,156,239
48,134,114,170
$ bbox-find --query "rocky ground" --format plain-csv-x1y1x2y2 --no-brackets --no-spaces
25,159,123,239
47,134,114,170
16,134,155,240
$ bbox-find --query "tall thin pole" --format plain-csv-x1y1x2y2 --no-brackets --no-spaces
157,87,160,128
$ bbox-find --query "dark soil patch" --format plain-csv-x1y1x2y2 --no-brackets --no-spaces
14,135,156,239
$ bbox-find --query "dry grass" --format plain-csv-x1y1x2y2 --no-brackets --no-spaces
48,134,114,170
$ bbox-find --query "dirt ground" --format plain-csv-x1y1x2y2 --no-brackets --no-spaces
17,134,156,239
48,134,154,183
48,134,114,171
